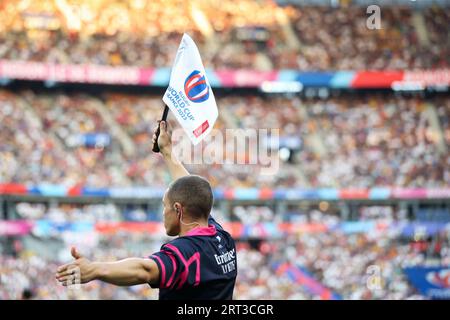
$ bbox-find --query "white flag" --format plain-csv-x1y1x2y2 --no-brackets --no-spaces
163,33,218,145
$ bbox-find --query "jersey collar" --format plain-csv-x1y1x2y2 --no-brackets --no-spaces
185,224,217,237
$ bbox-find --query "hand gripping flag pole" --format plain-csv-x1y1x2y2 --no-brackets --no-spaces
152,105,169,153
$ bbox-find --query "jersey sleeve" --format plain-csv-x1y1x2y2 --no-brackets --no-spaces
148,240,201,290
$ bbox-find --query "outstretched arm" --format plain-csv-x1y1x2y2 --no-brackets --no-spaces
152,120,189,180
56,247,159,287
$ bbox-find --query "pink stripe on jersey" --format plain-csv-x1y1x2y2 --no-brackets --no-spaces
165,243,201,289
161,249,177,289
151,255,166,288
194,252,201,286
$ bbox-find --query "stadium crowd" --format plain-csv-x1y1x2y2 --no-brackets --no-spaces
1,208,449,300
288,5,449,70
0,1,448,70
1,0,449,303
1,89,448,189
298,94,449,188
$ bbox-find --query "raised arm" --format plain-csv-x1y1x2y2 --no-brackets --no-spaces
56,247,159,287
152,120,189,180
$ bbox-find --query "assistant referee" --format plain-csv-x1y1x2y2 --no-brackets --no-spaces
55,121,237,300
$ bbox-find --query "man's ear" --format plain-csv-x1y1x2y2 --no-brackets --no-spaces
173,202,181,216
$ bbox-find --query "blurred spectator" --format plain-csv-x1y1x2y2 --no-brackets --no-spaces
0,1,448,70
1,209,448,300
1,89,448,189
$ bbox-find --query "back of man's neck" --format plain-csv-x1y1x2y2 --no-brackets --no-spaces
179,221,209,236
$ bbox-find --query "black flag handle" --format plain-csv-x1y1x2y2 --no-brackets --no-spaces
152,105,170,153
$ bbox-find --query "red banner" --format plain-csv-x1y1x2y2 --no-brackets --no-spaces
339,189,369,199
0,183,27,195
351,71,404,88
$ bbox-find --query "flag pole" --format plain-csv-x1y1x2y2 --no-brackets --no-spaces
152,105,170,153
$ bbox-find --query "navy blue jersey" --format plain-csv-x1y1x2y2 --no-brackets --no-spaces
149,216,237,300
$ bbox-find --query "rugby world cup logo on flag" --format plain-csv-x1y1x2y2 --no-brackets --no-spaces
163,33,218,145
184,70,210,103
